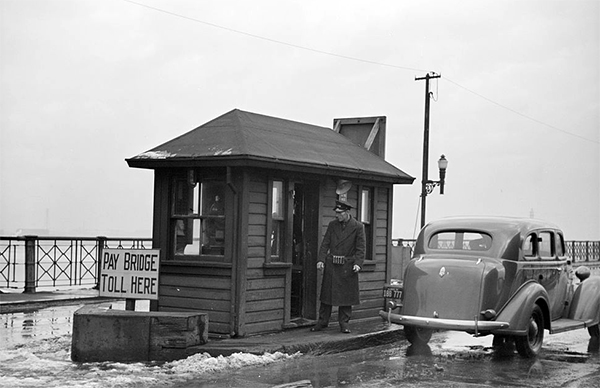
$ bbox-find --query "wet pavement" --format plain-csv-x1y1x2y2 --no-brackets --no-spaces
0,288,404,357
0,288,116,313
3,290,600,387
0,288,406,388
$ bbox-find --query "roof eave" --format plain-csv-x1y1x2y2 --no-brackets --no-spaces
126,156,415,185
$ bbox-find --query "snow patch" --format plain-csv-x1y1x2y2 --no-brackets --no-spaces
1,330,300,387
211,147,233,156
136,151,174,159
169,351,300,375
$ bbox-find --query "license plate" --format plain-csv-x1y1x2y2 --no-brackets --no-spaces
383,287,402,299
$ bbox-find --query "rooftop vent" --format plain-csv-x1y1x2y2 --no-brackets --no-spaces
333,116,386,158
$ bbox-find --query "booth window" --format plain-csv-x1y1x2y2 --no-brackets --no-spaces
270,180,285,261
269,179,285,262
359,187,373,259
172,174,226,260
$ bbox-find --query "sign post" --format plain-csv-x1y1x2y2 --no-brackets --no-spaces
99,249,160,310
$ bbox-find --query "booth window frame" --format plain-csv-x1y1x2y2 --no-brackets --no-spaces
358,185,375,261
170,171,229,263
267,178,287,263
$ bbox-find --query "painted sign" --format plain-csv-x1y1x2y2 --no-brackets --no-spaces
99,249,160,300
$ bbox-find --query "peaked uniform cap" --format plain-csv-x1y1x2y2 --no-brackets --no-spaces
333,200,353,212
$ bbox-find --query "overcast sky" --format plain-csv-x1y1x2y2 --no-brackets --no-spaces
1,0,598,240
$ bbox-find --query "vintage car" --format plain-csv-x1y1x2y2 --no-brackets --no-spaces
380,217,600,357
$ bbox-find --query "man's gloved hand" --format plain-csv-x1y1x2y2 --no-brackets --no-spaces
353,265,361,273
317,262,324,270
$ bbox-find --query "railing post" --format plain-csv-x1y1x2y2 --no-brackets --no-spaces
586,241,590,262
95,236,107,290
24,235,37,293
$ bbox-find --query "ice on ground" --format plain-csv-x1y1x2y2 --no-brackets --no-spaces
1,336,300,388
170,351,300,374
0,303,301,388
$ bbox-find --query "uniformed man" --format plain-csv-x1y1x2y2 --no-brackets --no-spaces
311,199,366,333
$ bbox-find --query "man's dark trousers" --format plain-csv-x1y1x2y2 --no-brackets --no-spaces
316,302,352,330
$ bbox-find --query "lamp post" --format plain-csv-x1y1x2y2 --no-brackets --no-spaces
420,154,448,228
417,72,445,229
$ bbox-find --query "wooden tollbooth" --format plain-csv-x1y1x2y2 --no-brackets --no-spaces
126,109,414,337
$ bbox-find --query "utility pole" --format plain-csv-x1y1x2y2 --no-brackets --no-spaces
416,72,441,229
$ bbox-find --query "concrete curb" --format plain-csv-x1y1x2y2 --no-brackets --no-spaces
280,328,404,356
200,320,405,357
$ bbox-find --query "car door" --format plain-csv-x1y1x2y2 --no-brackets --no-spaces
537,231,570,320
522,230,570,320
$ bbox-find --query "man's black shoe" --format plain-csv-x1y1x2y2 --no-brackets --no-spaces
341,328,351,333
310,325,327,332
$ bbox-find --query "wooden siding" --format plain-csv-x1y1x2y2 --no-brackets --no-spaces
355,186,389,318
244,175,287,335
247,178,267,260
154,169,395,337
157,264,233,334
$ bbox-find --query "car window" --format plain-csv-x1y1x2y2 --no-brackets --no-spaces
538,231,554,258
556,232,565,256
428,231,492,251
523,232,555,259
523,234,536,258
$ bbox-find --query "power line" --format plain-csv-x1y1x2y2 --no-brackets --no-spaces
444,77,599,144
122,0,599,145
122,0,426,72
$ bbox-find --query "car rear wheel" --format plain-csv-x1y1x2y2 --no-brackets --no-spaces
515,304,544,358
492,335,515,356
404,325,433,346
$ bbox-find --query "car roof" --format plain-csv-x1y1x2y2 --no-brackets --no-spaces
415,217,564,259
423,216,562,235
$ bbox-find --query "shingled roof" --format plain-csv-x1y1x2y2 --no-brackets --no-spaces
126,109,414,184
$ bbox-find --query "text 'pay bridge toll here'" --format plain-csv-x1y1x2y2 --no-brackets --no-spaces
99,249,160,300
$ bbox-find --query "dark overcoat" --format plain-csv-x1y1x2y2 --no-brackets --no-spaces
317,216,366,306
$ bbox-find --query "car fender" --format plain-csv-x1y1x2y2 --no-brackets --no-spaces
568,275,600,325
494,280,550,335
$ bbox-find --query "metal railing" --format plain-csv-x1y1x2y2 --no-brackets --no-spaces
1,236,598,292
392,239,416,249
565,241,600,262
0,236,152,292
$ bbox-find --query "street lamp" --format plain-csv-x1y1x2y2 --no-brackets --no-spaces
425,155,448,195
420,154,448,228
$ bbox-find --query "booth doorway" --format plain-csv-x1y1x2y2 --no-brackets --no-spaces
290,182,320,323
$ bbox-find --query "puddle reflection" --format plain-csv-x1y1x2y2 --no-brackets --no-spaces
1,300,144,349
22,317,35,337
2,305,78,347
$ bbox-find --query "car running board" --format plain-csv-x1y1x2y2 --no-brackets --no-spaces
550,318,587,334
